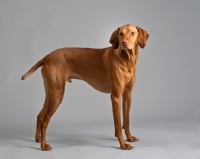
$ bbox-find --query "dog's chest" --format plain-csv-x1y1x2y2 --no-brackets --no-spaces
118,50,137,80
118,65,136,81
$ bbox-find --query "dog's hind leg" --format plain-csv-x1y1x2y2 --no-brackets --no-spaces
40,89,64,150
35,92,49,143
39,66,66,150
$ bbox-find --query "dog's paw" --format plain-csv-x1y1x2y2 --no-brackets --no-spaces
41,143,52,151
127,136,139,142
35,136,41,143
120,143,133,150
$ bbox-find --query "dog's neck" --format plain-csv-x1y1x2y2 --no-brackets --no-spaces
116,45,139,68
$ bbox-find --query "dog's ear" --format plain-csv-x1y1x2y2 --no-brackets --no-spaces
109,28,120,49
136,26,149,48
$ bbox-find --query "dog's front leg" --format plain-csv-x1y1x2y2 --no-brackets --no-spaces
111,90,133,150
122,77,139,142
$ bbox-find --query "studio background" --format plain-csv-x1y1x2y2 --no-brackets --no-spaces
0,1,199,159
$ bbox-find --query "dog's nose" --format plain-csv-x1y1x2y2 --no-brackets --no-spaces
122,40,128,45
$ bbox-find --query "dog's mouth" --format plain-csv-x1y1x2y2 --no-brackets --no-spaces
121,45,131,50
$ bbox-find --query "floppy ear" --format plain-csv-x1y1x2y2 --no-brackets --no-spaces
109,28,120,49
136,26,149,48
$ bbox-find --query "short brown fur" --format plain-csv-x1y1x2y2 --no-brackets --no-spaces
22,24,149,150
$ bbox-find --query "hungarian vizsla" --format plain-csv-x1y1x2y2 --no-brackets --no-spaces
21,24,149,150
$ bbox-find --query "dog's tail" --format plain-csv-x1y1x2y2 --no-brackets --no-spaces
21,56,46,80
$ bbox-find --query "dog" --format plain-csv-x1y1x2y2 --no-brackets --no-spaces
21,24,149,150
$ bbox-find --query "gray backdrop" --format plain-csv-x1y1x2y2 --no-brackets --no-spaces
0,1,200,158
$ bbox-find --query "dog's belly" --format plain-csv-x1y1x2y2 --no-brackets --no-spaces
67,74,111,93
86,80,111,93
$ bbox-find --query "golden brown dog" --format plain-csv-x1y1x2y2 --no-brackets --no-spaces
21,24,149,150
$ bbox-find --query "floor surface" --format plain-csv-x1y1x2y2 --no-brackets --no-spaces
0,122,199,159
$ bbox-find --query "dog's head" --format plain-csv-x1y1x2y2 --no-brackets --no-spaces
109,24,149,50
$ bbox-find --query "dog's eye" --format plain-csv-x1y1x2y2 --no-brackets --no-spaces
131,32,135,36
119,32,123,36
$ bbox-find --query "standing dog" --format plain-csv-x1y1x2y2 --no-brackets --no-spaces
22,24,149,150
